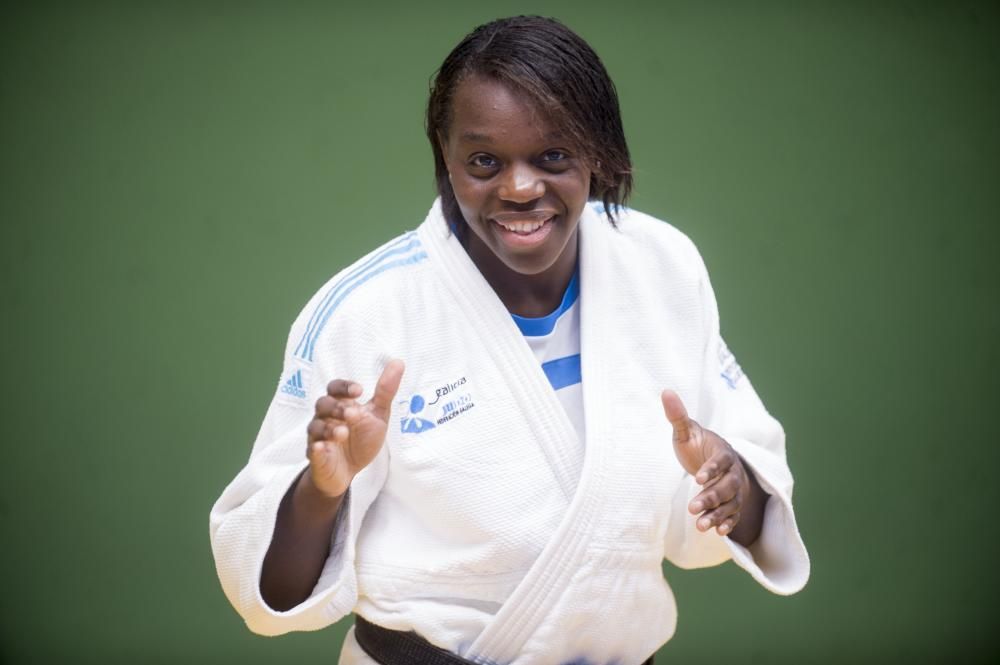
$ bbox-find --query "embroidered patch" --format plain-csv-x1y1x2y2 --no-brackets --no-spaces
718,339,744,390
398,375,475,434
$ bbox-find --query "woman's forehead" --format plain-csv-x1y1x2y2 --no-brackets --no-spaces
448,76,562,144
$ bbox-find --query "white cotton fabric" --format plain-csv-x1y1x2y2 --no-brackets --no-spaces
209,200,810,665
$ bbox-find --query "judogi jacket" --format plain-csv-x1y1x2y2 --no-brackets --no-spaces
210,201,810,665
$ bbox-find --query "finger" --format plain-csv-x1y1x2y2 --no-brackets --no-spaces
332,423,349,444
689,471,740,514
662,389,705,477
369,359,406,421
660,389,692,443
694,450,735,486
314,395,356,420
307,436,345,476
306,437,350,498
327,379,363,399
716,513,741,536
343,405,361,427
697,502,741,533
307,418,328,444
307,439,330,469
307,416,346,445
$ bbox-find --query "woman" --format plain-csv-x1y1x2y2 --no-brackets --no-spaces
210,16,809,665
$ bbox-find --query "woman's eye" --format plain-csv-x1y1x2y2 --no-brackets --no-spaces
542,150,567,162
470,154,498,169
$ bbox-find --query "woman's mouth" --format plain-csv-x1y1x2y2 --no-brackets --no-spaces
496,218,550,234
490,212,557,247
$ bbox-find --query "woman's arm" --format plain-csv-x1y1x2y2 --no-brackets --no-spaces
260,472,345,611
260,361,405,611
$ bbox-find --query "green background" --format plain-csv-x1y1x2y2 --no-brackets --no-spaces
2,1,997,663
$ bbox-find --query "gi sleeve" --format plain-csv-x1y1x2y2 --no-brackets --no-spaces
209,302,390,635
664,249,810,595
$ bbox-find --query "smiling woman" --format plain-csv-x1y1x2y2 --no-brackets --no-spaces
428,17,630,318
210,15,809,665
440,75,592,314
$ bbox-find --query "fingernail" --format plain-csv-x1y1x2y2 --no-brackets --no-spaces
691,501,703,512
718,523,730,534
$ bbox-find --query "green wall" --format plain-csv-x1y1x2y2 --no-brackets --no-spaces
2,2,997,663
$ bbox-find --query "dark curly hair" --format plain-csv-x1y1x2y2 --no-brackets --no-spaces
426,16,633,228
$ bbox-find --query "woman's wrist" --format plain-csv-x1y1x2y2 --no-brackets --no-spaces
294,469,348,518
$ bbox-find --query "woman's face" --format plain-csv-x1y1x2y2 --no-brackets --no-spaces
439,75,592,282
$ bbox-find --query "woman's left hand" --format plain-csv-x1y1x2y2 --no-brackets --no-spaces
660,389,765,543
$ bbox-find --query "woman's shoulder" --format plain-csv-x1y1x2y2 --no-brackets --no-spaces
285,228,431,358
586,201,706,272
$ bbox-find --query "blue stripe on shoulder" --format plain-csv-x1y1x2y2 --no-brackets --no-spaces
541,354,581,391
589,200,629,217
295,232,418,357
303,250,428,361
295,232,419,357
294,232,422,360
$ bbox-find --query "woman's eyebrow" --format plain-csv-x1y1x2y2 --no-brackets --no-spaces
459,130,565,144
460,131,493,143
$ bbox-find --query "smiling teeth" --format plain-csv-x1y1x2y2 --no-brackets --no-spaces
497,218,549,233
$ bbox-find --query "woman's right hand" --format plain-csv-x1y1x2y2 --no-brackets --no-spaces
305,359,405,498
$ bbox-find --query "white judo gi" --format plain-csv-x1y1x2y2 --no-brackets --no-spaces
210,200,810,665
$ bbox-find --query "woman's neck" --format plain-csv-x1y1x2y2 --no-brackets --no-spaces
465,230,579,318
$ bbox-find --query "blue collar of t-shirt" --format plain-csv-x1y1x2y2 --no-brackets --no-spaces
510,267,580,337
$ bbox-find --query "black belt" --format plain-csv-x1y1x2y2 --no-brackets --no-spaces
354,615,655,665
355,615,474,665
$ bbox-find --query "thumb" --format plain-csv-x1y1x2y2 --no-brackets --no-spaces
369,359,405,421
661,389,701,476
661,389,692,443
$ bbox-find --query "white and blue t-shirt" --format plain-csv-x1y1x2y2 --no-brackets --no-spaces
511,269,585,444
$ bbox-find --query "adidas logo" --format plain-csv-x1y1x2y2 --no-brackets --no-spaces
280,369,306,399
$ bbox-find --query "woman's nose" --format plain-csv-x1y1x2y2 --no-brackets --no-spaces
498,163,544,202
